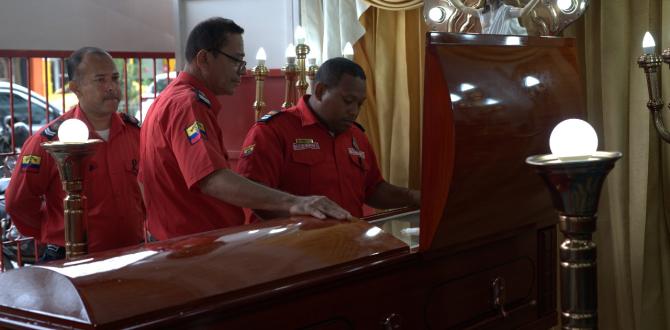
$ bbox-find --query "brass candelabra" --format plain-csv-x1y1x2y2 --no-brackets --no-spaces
282,56,298,109
307,57,319,94
295,43,311,98
638,50,670,143
41,139,102,260
252,62,269,120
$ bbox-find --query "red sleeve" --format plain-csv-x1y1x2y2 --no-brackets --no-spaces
5,134,52,238
236,122,284,188
167,101,229,189
362,135,384,199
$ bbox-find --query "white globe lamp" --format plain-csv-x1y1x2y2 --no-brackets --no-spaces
549,118,598,160
57,119,89,143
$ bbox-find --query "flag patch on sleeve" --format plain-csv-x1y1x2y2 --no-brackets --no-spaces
21,155,41,173
242,144,255,157
185,121,207,145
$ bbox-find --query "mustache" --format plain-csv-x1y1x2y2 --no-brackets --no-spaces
103,94,120,101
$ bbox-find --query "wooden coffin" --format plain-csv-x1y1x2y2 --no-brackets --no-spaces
0,32,585,329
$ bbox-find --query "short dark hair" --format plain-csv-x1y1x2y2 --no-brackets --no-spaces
185,17,244,63
67,47,111,81
315,57,366,88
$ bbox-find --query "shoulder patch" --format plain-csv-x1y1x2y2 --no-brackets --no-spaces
185,121,207,145
241,144,255,157
20,155,42,173
119,112,141,128
41,119,65,141
257,110,283,123
352,121,365,132
192,88,211,108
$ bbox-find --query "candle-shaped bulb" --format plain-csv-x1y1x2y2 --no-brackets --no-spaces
342,42,354,60
285,43,296,64
256,47,267,67
643,31,656,54
295,26,306,45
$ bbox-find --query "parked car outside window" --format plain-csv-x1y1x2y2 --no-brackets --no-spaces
51,84,79,112
0,82,64,153
137,71,177,122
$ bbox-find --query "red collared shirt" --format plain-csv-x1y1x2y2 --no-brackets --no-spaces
237,96,384,219
139,72,244,240
5,106,145,252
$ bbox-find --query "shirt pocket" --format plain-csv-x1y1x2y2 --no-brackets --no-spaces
287,149,326,195
291,149,325,166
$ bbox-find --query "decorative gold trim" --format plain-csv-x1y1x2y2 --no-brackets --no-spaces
363,0,423,11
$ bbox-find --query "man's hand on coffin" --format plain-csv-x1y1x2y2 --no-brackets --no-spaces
289,195,352,220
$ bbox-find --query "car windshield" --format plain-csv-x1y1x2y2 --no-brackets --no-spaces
0,90,61,126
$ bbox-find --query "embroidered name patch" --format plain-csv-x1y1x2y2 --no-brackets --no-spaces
348,148,365,159
185,121,207,145
242,144,255,157
21,155,41,173
293,138,320,150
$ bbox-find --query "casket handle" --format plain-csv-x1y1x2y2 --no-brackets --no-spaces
381,313,402,329
492,277,509,318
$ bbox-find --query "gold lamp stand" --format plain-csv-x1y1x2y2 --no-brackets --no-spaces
307,57,319,94
282,57,298,109
295,43,311,99
252,62,269,120
41,140,102,260
526,151,621,329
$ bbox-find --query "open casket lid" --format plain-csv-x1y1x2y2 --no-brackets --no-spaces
419,32,585,252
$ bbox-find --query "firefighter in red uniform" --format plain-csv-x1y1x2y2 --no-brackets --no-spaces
6,47,145,260
237,57,420,221
139,17,350,240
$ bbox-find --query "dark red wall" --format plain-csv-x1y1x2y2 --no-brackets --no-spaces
218,69,285,169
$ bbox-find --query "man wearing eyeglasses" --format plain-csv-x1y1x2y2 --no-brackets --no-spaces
139,17,351,240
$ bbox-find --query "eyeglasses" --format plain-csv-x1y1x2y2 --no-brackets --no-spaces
209,49,246,73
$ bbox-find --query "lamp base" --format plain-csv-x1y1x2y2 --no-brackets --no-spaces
527,151,621,330
42,139,102,260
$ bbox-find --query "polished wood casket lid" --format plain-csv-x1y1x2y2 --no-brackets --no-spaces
0,217,407,328
420,32,585,252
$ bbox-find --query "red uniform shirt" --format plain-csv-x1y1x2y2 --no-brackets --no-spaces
237,96,384,219
139,72,244,240
5,106,145,252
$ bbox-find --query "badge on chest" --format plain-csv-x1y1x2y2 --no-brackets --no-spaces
348,148,365,158
293,138,320,151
